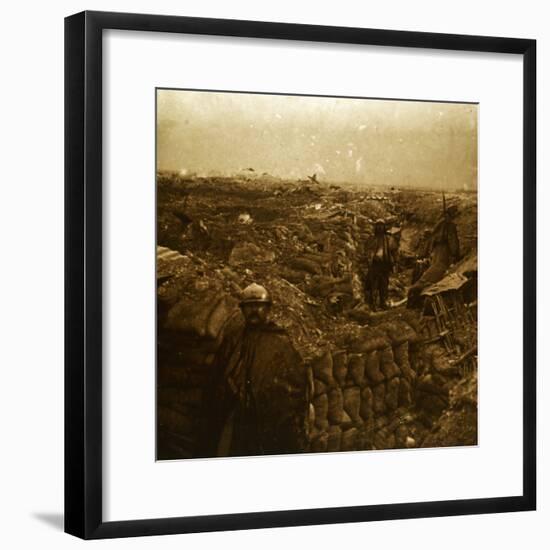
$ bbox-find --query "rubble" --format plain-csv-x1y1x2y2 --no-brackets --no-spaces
237,212,253,224
421,370,478,447
229,241,276,265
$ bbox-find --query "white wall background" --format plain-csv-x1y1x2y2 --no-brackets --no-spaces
0,1,546,548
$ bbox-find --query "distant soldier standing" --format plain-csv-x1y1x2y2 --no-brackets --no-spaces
363,219,397,310
407,198,461,308
197,283,310,458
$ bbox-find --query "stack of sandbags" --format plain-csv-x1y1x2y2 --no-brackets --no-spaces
308,341,385,453
164,290,238,341
157,263,241,459
157,334,221,459
309,349,360,453
394,342,415,406
308,317,422,455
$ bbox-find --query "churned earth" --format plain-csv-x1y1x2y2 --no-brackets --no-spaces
156,172,478,459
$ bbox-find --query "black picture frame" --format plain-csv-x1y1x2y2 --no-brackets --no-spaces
65,10,536,540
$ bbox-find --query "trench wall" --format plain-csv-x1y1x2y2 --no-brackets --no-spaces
308,322,419,453
157,286,424,458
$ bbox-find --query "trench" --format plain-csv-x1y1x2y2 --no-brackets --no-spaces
156,175,478,459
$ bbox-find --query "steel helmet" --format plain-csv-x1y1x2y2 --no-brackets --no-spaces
240,283,272,305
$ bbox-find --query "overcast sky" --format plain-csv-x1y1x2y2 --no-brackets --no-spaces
157,89,477,189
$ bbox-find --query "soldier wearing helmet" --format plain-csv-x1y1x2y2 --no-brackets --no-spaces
362,218,398,310
239,282,272,327
407,195,461,308
197,283,310,458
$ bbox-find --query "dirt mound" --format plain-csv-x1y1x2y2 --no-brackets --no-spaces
421,370,478,448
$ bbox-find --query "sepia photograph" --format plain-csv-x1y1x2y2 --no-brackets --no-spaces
156,89,478,460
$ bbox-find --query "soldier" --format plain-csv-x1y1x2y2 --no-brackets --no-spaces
407,197,460,308
363,219,397,310
197,283,310,458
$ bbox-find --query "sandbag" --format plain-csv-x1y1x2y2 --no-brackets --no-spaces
365,350,385,384
229,242,275,265
355,426,370,450
327,425,342,452
313,393,329,430
393,342,409,367
205,295,239,340
314,378,327,397
385,377,400,411
380,320,418,346
165,292,222,338
360,386,374,420
311,351,335,386
278,267,307,285
394,424,410,448
375,415,389,430
386,433,396,449
327,387,344,424
343,387,361,424
380,347,401,380
348,353,365,386
289,256,322,275
307,404,315,440
307,275,344,298
373,383,386,414
398,377,413,407
374,429,396,450
311,432,329,453
373,428,387,450
203,353,216,367
307,366,315,399
340,410,354,430
395,345,416,381
341,428,358,452
332,350,348,385
351,335,389,354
